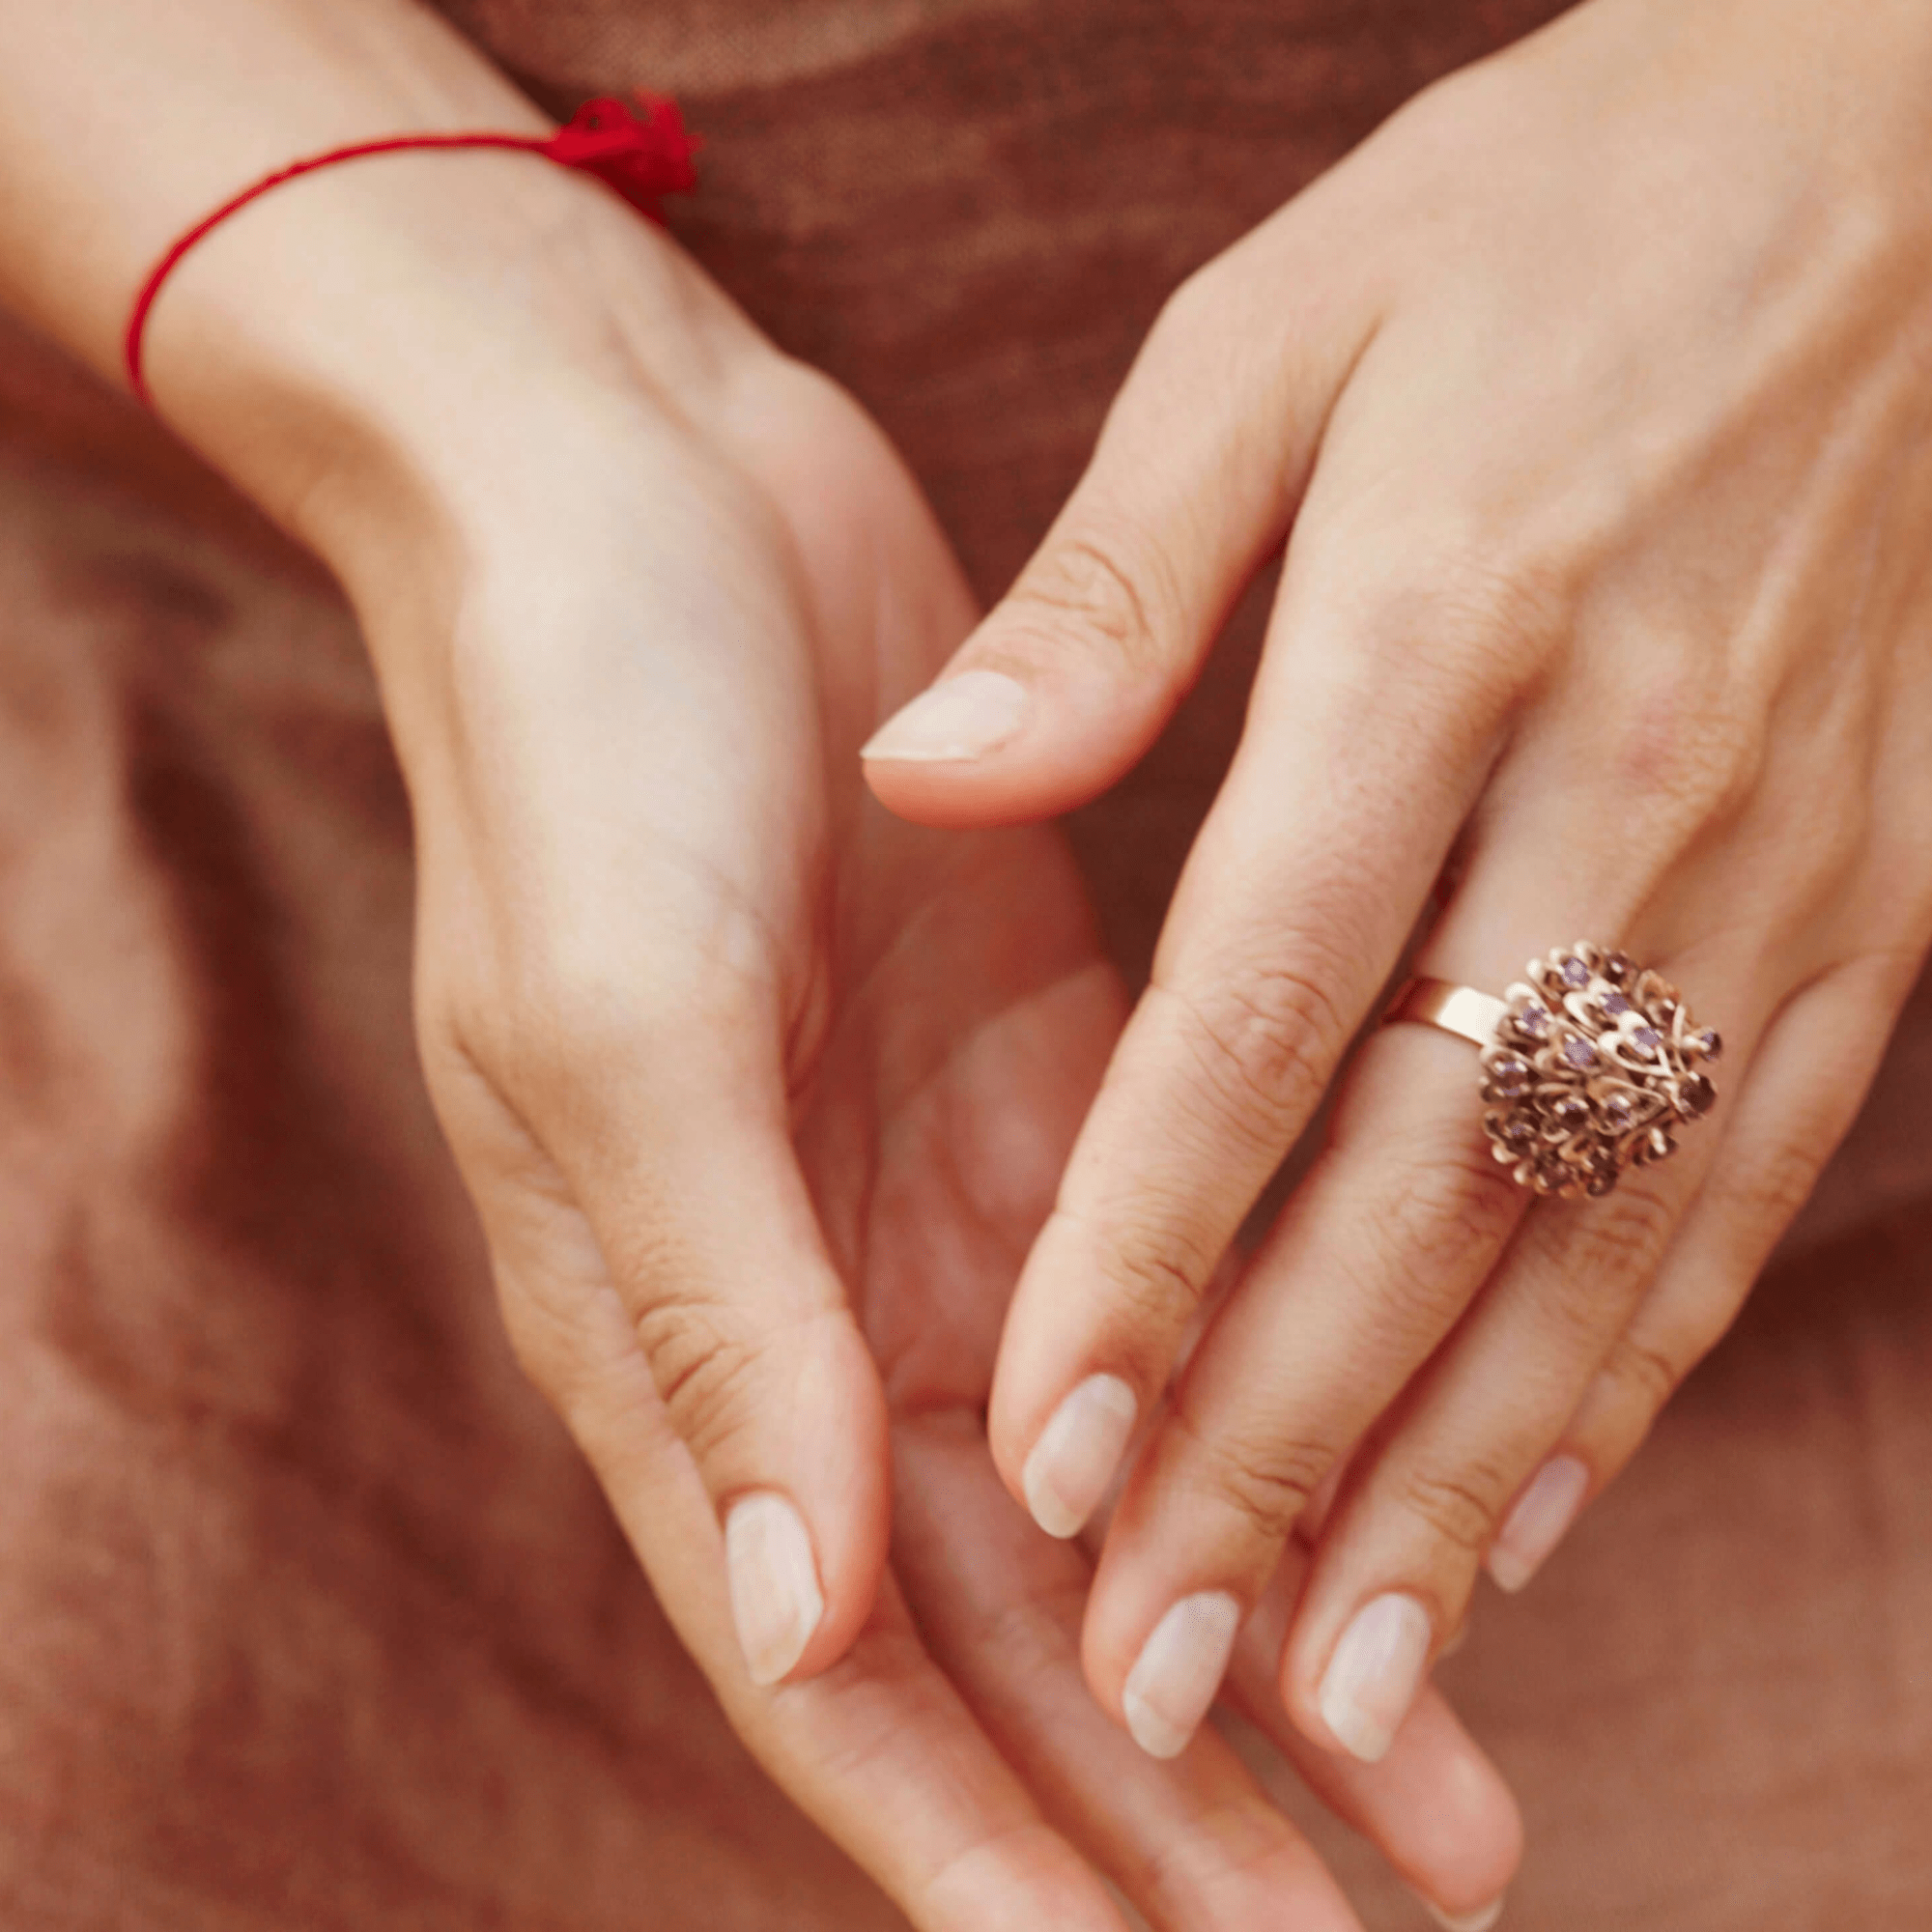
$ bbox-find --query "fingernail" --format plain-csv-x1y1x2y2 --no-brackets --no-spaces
860,668,1029,762
1486,1455,1590,1594
1022,1373,1138,1538
724,1492,824,1687
1418,1892,1506,1932
1318,1592,1433,1763
1122,1590,1242,1759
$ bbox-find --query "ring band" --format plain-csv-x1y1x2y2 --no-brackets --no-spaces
1384,941,1722,1200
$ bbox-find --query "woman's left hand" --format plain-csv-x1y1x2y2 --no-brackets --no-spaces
863,0,1932,1767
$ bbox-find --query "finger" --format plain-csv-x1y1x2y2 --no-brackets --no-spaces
491,1232,1134,1932
984,515,1521,1555
1067,604,1826,1763
860,221,1378,828
428,996,890,1690
895,1408,1368,1932
1278,934,1763,1737
1076,818,1747,1772
1547,948,1913,1509
1075,1025,1521,1762
1071,1406,1521,1927
1222,1547,1521,1932
1288,944,1905,1762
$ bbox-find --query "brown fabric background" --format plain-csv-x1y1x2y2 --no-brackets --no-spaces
2,4,1929,1925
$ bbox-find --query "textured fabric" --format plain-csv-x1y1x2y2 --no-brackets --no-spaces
2,3,1930,1926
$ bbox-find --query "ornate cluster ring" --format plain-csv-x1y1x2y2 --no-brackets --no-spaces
1384,942,1722,1200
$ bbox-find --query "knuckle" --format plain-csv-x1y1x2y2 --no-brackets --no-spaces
1006,522,1174,677
415,997,504,1131
1094,1209,1222,1331
462,864,776,1093
1530,1261,1635,1366
417,1009,569,1203
1353,1147,1521,1342
1397,1457,1519,1558
633,1294,764,1467
562,952,753,1059
1725,1134,1826,1237
1355,534,1569,717
1174,1406,1331,1552
509,948,768,1123
1553,1179,1681,1288
1602,1326,1689,1416
1157,955,1350,1149
1500,1185,1681,1389
1609,685,1764,841
1431,548,1571,679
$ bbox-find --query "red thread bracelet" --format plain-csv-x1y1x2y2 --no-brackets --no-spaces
124,89,698,410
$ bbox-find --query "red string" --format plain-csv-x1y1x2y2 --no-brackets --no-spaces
124,90,699,411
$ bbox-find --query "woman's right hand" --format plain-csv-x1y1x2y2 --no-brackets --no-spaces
115,118,1522,1931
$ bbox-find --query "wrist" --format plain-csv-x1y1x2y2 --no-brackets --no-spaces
146,144,763,577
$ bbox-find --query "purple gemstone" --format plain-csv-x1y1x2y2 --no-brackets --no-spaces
1600,992,1633,1018
1600,1091,1635,1128
1490,1055,1532,1097
1551,1094,1589,1130
1499,1114,1537,1150
1515,1003,1552,1041
1562,1036,1596,1069
1560,956,1590,988
1631,1026,1662,1054
1693,1028,1723,1063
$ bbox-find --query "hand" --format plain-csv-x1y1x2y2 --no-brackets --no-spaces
193,167,1522,1929
0,0,1523,1915
863,0,1932,1773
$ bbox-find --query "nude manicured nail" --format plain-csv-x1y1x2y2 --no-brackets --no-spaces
724,1492,824,1686
1318,1592,1433,1763
1419,1893,1506,1932
860,669,1030,761
1487,1455,1590,1594
1122,1590,1242,1759
1022,1373,1138,1538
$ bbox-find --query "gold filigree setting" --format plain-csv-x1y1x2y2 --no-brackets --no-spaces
1479,942,1720,1199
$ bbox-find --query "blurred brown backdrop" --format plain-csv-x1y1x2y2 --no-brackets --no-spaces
2,3,1928,1925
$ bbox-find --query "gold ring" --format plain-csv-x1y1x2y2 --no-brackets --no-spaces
1384,942,1721,1200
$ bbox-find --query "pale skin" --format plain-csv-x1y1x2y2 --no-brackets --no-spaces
866,0,1932,1785
0,2,1523,1929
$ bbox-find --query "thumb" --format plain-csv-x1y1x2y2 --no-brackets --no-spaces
861,261,1369,827
450,997,890,1692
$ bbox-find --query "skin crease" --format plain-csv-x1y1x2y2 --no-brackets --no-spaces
865,0,1932,1770
0,1,1522,1921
